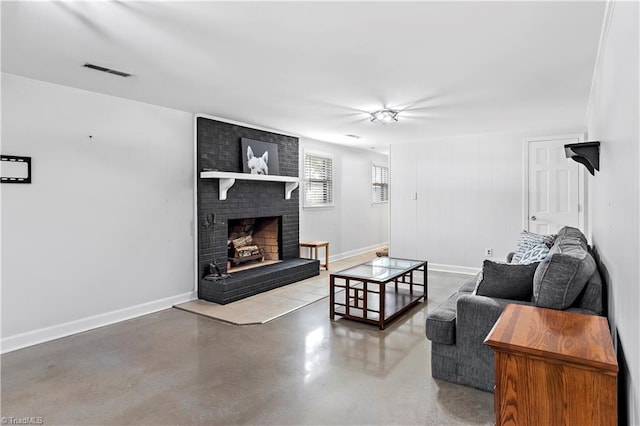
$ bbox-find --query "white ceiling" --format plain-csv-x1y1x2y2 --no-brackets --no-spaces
1,1,605,152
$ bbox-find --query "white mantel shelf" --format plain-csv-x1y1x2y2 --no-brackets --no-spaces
200,171,300,201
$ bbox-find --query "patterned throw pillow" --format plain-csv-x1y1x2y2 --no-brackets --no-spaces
517,243,550,264
511,230,556,263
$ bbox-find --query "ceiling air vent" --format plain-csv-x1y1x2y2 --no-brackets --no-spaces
83,63,132,78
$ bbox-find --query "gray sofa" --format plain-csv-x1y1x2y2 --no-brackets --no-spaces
425,226,604,392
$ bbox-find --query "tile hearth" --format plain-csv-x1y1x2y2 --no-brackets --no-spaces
177,251,387,325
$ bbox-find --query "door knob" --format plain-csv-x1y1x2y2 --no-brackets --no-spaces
531,216,537,221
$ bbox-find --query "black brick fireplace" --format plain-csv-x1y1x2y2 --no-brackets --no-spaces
197,116,319,304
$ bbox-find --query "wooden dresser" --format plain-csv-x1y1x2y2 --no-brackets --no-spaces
484,304,618,426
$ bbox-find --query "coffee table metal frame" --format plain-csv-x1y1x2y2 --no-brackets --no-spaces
329,258,427,330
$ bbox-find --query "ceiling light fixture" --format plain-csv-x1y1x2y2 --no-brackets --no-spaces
370,108,399,124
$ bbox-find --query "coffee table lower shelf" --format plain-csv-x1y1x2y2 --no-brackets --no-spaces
332,287,425,329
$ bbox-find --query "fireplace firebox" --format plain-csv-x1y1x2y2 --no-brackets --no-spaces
227,216,281,272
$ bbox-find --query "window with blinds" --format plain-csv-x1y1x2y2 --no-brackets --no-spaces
304,153,333,207
372,164,389,203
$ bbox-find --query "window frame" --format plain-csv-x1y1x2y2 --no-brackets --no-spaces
371,162,389,204
303,150,334,209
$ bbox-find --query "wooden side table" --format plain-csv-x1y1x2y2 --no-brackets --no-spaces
299,241,329,270
484,304,618,426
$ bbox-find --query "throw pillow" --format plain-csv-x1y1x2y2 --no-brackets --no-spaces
474,260,539,301
511,230,557,263
517,243,550,264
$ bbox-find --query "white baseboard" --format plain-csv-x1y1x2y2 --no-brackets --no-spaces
329,242,389,263
0,257,476,353
329,246,479,276
428,263,480,275
1,291,197,354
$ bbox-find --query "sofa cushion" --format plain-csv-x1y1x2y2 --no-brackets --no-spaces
426,291,462,345
533,226,596,310
474,260,538,301
511,230,557,263
555,226,589,247
573,259,604,315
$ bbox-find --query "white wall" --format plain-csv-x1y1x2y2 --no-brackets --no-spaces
1,74,195,352
299,138,388,260
389,130,582,272
586,1,639,423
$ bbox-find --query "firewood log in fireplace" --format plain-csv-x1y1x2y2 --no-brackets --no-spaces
229,245,266,266
231,235,253,249
236,245,261,257
228,234,266,267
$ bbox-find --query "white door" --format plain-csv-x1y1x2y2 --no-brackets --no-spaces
527,136,582,234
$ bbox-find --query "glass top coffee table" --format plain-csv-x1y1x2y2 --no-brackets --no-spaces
329,257,427,330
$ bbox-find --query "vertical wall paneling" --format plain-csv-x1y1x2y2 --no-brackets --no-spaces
389,145,417,259
390,131,581,271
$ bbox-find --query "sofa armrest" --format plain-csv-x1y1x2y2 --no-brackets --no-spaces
457,294,534,346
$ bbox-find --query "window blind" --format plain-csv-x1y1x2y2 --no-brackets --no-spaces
372,164,389,203
304,154,333,207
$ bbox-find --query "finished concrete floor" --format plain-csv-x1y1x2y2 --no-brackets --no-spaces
1,270,493,425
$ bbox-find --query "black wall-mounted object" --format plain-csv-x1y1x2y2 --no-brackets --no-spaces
564,141,600,175
1,155,32,183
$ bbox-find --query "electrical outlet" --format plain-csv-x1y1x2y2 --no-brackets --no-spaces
485,248,493,257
